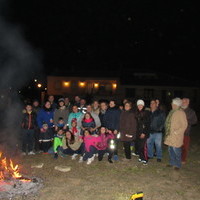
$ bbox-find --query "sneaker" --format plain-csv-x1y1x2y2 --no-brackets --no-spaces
79,156,83,163
21,152,26,156
138,158,142,162
28,151,35,155
87,158,93,165
91,154,96,161
113,155,119,161
71,154,78,160
142,160,148,165
132,152,139,157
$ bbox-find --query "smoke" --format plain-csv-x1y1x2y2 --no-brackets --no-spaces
0,2,42,155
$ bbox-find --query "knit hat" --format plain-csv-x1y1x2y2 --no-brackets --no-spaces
172,98,182,107
137,99,145,106
58,98,65,102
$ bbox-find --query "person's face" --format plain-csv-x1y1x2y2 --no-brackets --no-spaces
100,102,107,111
86,105,92,113
26,105,32,112
59,101,65,107
58,120,64,124
66,131,71,139
72,106,78,113
137,104,144,111
43,125,48,130
45,101,51,109
109,101,115,108
93,101,99,108
33,101,39,107
80,99,86,105
75,96,80,102
84,130,90,136
58,130,63,135
71,121,77,127
48,95,54,102
182,98,189,109
64,98,69,104
124,103,131,111
100,127,106,134
150,100,157,111
85,113,90,119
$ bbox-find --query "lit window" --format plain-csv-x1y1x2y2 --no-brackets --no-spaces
63,81,70,87
79,82,86,87
112,83,117,89
94,83,99,88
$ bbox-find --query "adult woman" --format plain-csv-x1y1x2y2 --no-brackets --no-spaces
119,101,137,160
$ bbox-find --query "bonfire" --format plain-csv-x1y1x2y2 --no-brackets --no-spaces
0,152,43,199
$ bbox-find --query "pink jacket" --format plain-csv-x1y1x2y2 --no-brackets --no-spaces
82,135,100,152
96,133,115,150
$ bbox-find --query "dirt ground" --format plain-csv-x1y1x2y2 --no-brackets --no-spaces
4,123,200,200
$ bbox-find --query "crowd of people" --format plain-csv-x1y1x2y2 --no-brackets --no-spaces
21,95,198,170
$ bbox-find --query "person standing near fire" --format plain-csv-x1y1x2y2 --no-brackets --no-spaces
21,103,37,155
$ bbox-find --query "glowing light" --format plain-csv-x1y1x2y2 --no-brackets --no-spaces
37,83,42,88
94,83,99,88
63,81,70,87
79,82,86,87
34,79,37,82
112,83,117,89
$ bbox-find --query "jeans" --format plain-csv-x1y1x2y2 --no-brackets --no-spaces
83,146,98,161
168,146,182,168
63,143,84,155
147,133,162,159
22,129,35,152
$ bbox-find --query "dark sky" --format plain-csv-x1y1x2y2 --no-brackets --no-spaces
4,0,199,79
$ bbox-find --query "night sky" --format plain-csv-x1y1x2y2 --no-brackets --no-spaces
4,0,199,79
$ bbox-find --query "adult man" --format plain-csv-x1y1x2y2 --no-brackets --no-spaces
164,98,188,170
147,99,166,162
181,98,198,164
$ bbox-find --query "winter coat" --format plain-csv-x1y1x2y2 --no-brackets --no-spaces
119,110,137,142
37,108,54,128
96,132,115,150
164,109,188,148
149,109,166,133
53,107,69,124
135,109,150,138
183,107,198,136
104,107,121,131
21,112,37,130
39,128,54,142
80,118,96,135
67,112,83,129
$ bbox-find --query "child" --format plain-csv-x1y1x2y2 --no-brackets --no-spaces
96,127,115,163
82,129,99,165
53,127,65,159
62,130,84,161
80,112,96,135
55,117,67,131
21,103,37,155
69,118,80,136
39,122,54,154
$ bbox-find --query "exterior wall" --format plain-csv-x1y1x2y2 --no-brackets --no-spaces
47,76,121,100
47,76,200,111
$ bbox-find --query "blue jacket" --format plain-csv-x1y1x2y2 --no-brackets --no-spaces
104,107,121,131
37,108,54,128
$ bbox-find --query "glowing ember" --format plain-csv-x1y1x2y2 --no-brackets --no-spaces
0,152,30,182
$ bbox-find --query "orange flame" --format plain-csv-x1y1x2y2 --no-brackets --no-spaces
0,152,30,182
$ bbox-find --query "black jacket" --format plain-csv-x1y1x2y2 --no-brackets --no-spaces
150,109,166,133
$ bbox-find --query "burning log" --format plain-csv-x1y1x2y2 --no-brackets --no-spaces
0,151,43,199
